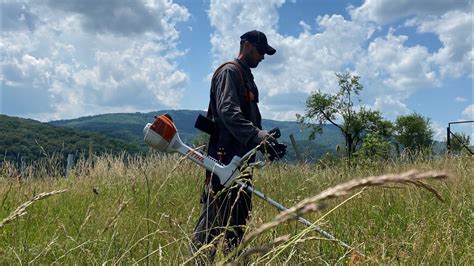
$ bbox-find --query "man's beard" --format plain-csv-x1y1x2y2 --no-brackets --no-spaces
244,54,259,68
248,61,259,68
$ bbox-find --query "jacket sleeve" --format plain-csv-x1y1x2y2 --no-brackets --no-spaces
214,67,262,147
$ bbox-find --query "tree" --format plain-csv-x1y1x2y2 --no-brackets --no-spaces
449,132,471,154
394,113,434,153
192,132,210,152
355,132,392,160
297,72,393,161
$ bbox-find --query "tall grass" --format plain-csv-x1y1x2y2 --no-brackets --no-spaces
0,154,472,264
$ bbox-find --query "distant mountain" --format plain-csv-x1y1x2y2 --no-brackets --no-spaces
0,115,144,163
49,110,345,161
1,111,449,166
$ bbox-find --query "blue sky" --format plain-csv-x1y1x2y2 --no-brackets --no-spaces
1,0,473,141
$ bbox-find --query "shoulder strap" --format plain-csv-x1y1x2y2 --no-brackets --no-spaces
207,61,247,118
211,61,245,85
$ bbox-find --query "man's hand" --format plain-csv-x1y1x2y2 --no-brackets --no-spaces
257,130,287,161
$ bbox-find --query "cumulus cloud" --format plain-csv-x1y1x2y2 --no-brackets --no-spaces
207,0,445,121
372,96,410,118
208,0,284,65
1,2,39,32
351,1,473,80
1,0,190,121
208,0,376,119
431,120,446,141
3,0,472,126
414,11,473,78
43,0,189,38
71,45,187,108
355,31,438,96
462,104,474,118
350,0,470,24
208,0,471,122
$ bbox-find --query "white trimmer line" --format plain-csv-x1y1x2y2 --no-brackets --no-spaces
143,114,364,257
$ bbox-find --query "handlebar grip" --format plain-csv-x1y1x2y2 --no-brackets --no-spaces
268,127,281,139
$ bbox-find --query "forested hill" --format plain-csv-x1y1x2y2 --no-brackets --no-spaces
49,110,345,160
49,110,205,146
0,111,345,163
0,115,144,162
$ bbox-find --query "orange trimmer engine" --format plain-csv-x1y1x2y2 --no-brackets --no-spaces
143,114,179,153
150,114,176,141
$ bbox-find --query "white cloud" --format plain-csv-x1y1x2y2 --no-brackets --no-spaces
462,104,474,118
43,0,189,38
455,97,468,102
431,120,446,141
351,1,473,80
350,0,470,24
1,0,190,121
415,11,473,78
3,0,472,126
372,96,410,119
357,31,438,92
208,0,376,120
208,0,472,122
1,2,39,31
208,0,284,65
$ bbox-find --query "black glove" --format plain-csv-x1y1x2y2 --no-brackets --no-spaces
257,130,287,161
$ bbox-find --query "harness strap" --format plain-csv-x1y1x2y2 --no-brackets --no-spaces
207,61,250,118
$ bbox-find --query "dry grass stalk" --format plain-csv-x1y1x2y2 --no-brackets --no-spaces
0,189,68,228
253,188,367,264
101,199,130,234
181,232,225,266
115,228,168,264
1,182,13,208
243,170,447,245
152,152,193,200
29,233,60,264
53,239,96,263
77,204,94,237
238,234,290,261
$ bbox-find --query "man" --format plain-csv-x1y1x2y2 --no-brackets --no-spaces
190,30,287,260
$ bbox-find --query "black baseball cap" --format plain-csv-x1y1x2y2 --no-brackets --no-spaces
240,30,276,55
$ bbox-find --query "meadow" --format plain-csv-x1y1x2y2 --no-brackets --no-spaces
0,153,472,264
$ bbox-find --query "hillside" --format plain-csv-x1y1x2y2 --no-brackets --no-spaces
49,110,345,160
49,110,204,145
0,115,145,163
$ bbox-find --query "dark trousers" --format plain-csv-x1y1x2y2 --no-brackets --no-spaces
190,171,252,262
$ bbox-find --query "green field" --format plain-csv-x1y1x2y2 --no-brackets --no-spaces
0,154,472,264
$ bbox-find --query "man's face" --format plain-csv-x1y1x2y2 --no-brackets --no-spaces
245,42,265,68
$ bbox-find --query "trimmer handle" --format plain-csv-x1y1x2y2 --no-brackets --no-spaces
268,127,281,139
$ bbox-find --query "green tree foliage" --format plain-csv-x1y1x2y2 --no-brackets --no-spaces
355,132,392,160
192,132,210,151
394,113,434,152
0,115,144,163
449,132,471,154
297,72,393,161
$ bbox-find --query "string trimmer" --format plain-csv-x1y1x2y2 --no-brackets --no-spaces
143,113,364,257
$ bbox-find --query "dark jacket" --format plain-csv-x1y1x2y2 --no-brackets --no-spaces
207,59,262,165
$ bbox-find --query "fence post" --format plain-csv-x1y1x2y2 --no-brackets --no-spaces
289,134,303,163
446,126,451,152
20,160,25,178
66,154,74,177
